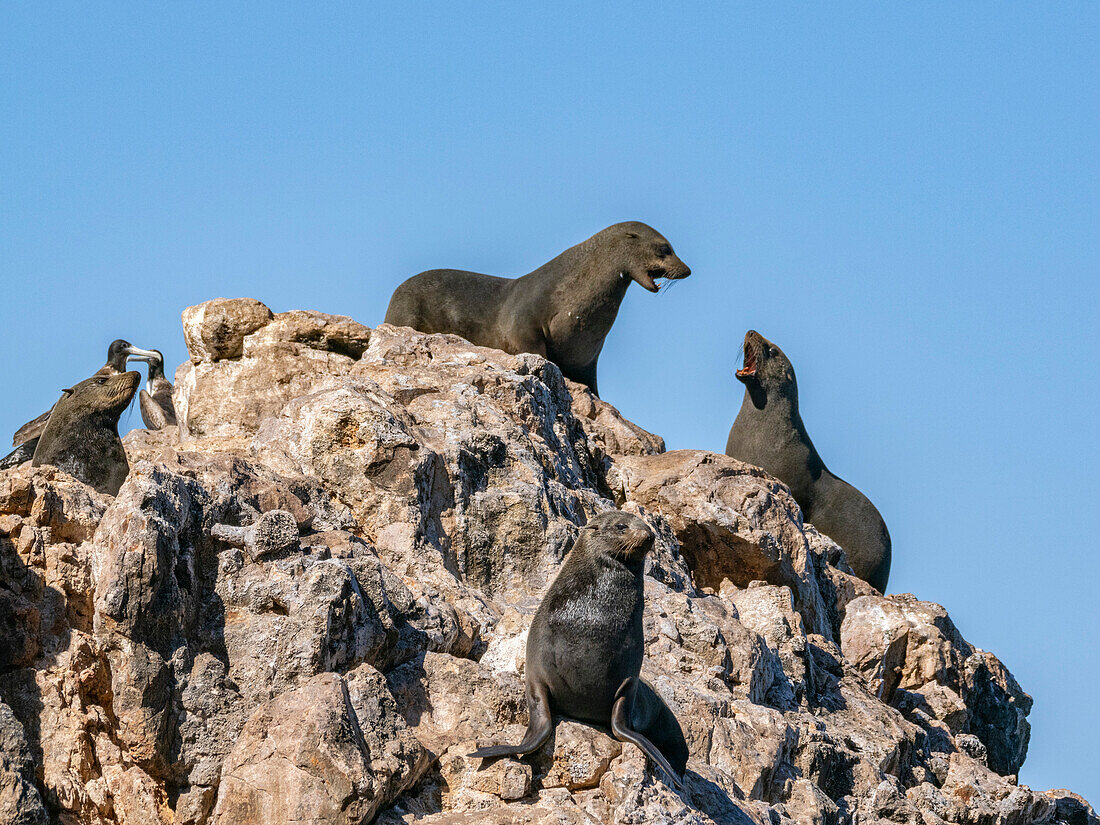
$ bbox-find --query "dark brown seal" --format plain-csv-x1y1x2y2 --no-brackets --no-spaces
725,330,892,592
139,350,176,430
468,510,689,788
2,339,157,468
384,222,690,396
31,370,140,496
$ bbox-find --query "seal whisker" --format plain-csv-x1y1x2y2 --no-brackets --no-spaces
725,330,892,592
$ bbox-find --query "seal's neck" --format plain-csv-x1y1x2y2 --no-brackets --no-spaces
519,242,633,352
731,382,824,474
530,239,630,297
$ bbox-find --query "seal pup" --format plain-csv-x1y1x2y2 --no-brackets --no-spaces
468,510,689,788
138,350,176,430
31,370,140,496
384,222,691,396
725,330,892,592
2,339,158,468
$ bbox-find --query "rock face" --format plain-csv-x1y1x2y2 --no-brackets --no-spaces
0,297,1091,825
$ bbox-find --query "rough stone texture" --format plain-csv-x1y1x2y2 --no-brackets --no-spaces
0,301,1090,825
182,297,274,362
211,508,300,558
609,450,831,637
176,299,370,442
840,594,1032,776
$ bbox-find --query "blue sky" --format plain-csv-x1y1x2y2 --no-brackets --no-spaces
2,3,1097,803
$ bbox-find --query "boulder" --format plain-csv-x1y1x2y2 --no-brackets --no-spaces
0,301,1082,825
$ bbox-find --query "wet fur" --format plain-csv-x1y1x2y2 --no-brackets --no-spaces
725,331,891,592
384,222,690,396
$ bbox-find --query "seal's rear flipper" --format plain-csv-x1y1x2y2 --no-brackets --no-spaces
611,679,685,791
468,680,552,760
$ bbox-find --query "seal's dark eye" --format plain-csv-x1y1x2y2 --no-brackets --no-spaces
617,523,627,531
657,244,672,257
96,377,107,385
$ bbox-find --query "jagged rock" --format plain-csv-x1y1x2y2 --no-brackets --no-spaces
1044,790,1100,825
535,721,623,791
840,594,1031,775
245,309,372,359
610,450,831,637
211,508,299,558
0,699,48,825
211,668,427,825
0,303,1087,825
182,297,274,362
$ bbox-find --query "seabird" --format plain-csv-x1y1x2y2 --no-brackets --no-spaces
138,350,176,430
0,339,158,469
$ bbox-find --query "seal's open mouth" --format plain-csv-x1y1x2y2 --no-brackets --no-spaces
737,345,757,378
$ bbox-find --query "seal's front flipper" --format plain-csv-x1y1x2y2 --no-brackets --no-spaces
611,679,684,790
468,680,553,760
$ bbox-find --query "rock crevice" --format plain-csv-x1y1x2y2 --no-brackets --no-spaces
0,297,1091,825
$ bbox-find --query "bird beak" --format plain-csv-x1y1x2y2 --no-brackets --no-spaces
123,346,159,364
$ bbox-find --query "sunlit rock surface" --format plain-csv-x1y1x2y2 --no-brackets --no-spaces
0,297,1091,825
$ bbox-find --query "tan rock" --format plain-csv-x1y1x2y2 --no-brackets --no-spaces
1,305,1079,825
182,297,273,362
211,669,426,825
840,594,1032,775
611,449,830,637
537,721,623,791
244,309,371,358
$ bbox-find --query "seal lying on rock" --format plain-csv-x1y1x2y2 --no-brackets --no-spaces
2,339,158,468
725,330,892,592
469,510,688,788
31,370,141,496
384,222,690,396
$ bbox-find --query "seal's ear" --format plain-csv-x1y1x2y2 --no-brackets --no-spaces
61,387,74,396
625,232,639,239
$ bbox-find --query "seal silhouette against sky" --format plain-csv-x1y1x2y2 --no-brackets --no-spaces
725,330,892,593
1,339,157,469
469,509,689,788
32,369,141,496
384,221,690,396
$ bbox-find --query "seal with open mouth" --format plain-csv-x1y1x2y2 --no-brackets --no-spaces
383,222,690,396
468,510,689,788
726,330,892,592
32,369,141,496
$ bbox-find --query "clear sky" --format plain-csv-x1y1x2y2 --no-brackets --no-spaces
2,3,1097,804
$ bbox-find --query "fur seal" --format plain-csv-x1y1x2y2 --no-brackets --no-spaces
469,510,689,788
2,339,157,468
725,330,892,592
139,350,176,430
384,222,690,396
31,370,140,496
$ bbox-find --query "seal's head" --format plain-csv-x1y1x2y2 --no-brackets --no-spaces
736,330,797,404
105,340,160,372
584,509,655,562
603,221,691,293
58,370,141,421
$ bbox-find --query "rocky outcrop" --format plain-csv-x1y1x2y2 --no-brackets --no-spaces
0,297,1091,825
